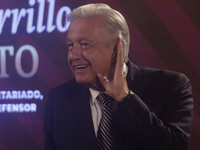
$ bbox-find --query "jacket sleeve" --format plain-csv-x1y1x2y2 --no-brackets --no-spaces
113,73,193,150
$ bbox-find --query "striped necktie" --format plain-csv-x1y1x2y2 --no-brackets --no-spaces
97,92,113,150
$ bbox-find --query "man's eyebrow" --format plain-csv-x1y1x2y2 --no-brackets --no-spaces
67,37,90,42
78,38,89,42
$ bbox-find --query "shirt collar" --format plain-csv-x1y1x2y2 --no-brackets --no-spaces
89,88,100,105
124,63,128,76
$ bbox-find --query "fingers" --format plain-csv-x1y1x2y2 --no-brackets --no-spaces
115,38,124,76
97,73,109,88
97,38,124,87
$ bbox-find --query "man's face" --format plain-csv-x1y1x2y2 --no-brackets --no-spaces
67,18,116,90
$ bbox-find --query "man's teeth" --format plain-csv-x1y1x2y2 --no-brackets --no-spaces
75,65,89,69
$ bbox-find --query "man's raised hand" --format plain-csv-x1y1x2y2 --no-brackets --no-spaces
97,38,129,101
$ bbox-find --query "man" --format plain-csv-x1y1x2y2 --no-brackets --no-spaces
44,3,193,150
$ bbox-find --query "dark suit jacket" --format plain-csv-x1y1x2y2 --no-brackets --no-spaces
44,61,193,150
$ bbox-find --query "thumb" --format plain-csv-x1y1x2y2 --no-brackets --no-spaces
97,73,109,89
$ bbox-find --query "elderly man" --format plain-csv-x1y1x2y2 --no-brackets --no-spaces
44,3,193,150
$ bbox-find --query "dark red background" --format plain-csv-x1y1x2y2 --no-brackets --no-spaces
0,0,199,149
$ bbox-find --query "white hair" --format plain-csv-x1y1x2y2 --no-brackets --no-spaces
67,3,130,63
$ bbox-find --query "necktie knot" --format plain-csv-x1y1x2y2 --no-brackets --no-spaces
97,92,112,106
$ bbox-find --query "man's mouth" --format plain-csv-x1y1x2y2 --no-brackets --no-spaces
74,64,89,69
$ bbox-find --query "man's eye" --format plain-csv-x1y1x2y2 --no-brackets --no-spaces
81,43,90,49
67,43,73,50
82,43,88,45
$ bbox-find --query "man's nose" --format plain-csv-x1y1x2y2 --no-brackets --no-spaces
68,44,82,60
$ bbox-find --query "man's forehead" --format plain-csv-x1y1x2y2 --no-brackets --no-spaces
67,18,106,41
69,17,105,30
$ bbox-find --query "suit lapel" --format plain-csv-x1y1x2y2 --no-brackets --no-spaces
72,84,98,150
126,61,141,92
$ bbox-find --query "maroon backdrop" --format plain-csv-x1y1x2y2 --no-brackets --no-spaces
0,0,199,150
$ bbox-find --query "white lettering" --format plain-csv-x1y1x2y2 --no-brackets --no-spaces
56,6,71,32
26,0,36,34
1,91,6,99
18,91,22,99
0,9,11,34
0,0,71,34
47,0,56,33
6,91,12,99
12,91,18,99
1,104,6,112
0,90,43,100
7,104,12,112
37,0,46,33
12,104,19,112
31,103,37,112
15,45,39,78
0,103,37,113
27,90,34,99
0,46,14,78
19,103,24,112
24,104,31,112
21,91,27,99
34,90,41,99
11,8,26,34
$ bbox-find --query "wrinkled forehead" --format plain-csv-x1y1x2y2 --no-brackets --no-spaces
68,17,105,31
67,17,114,42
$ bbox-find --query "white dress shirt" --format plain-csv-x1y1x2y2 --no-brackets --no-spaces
89,88,101,137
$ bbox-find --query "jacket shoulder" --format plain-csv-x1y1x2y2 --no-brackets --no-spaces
49,79,78,95
138,66,190,84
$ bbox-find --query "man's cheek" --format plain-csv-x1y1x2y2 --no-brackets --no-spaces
82,50,96,60
90,66,98,75
82,51,89,57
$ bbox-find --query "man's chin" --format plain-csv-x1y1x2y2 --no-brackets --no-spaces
75,78,104,91
75,78,91,85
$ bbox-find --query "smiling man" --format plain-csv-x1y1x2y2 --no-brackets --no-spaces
44,3,193,150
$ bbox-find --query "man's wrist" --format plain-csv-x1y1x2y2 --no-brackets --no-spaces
118,90,134,104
